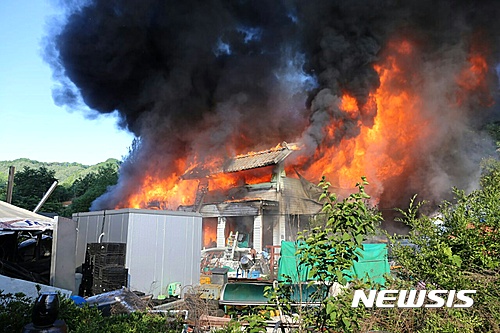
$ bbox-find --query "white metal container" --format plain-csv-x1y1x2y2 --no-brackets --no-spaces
73,209,202,298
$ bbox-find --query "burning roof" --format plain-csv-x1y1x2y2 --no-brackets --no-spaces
224,142,295,173
183,142,296,179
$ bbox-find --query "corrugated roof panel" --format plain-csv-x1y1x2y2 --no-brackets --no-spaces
182,144,295,179
224,148,293,173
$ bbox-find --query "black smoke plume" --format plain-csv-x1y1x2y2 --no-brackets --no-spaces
46,0,500,228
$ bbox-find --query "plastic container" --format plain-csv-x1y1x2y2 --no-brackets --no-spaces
75,273,83,293
200,275,211,284
250,271,260,279
198,284,222,300
168,282,181,297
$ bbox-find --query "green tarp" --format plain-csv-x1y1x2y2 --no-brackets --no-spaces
220,242,390,306
351,243,390,285
277,241,311,283
277,241,390,285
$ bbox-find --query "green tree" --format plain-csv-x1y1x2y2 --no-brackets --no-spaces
0,184,6,201
264,177,382,333
384,158,500,332
11,166,68,214
299,177,382,332
299,177,381,285
63,164,118,216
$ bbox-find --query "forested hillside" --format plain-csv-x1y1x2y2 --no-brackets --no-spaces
0,158,120,216
0,158,120,186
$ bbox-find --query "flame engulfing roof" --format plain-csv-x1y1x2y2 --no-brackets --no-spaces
183,142,296,179
224,142,294,173
178,142,323,216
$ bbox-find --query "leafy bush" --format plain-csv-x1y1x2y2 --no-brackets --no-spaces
247,177,381,333
0,292,32,332
362,159,500,332
247,160,500,333
0,292,185,333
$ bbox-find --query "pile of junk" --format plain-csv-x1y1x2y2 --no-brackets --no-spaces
200,231,272,279
65,231,279,331
193,238,392,331
0,200,55,285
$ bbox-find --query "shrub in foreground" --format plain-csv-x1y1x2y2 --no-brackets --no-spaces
0,292,185,333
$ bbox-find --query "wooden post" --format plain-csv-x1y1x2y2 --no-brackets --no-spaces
6,166,15,204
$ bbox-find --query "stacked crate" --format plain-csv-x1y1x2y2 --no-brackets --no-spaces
81,243,128,296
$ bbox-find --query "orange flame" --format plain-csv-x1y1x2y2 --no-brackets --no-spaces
300,39,428,199
202,218,217,248
125,174,198,209
339,94,359,119
116,37,493,210
455,52,493,107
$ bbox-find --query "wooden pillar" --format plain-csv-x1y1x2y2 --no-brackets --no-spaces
6,166,15,204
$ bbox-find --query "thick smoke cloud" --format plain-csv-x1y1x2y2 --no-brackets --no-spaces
46,0,500,220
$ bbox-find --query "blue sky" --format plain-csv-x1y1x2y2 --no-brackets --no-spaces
0,1,134,165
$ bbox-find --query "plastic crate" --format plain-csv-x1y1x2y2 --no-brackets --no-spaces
96,266,128,280
85,243,126,270
87,243,126,255
92,273,128,295
93,255,126,267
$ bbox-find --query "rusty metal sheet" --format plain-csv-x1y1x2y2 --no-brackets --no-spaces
223,148,293,173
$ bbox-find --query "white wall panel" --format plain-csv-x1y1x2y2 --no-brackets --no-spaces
73,209,202,298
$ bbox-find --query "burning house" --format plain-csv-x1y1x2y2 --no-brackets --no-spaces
46,0,500,238
180,142,323,252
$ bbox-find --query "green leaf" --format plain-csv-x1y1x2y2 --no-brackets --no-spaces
326,301,334,315
335,270,343,282
355,234,364,245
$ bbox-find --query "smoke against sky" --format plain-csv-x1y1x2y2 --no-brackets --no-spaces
45,0,500,217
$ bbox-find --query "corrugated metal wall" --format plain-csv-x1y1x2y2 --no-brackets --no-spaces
73,210,130,267
72,209,202,298
126,211,202,297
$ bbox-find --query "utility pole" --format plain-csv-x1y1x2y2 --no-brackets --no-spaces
6,166,15,204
